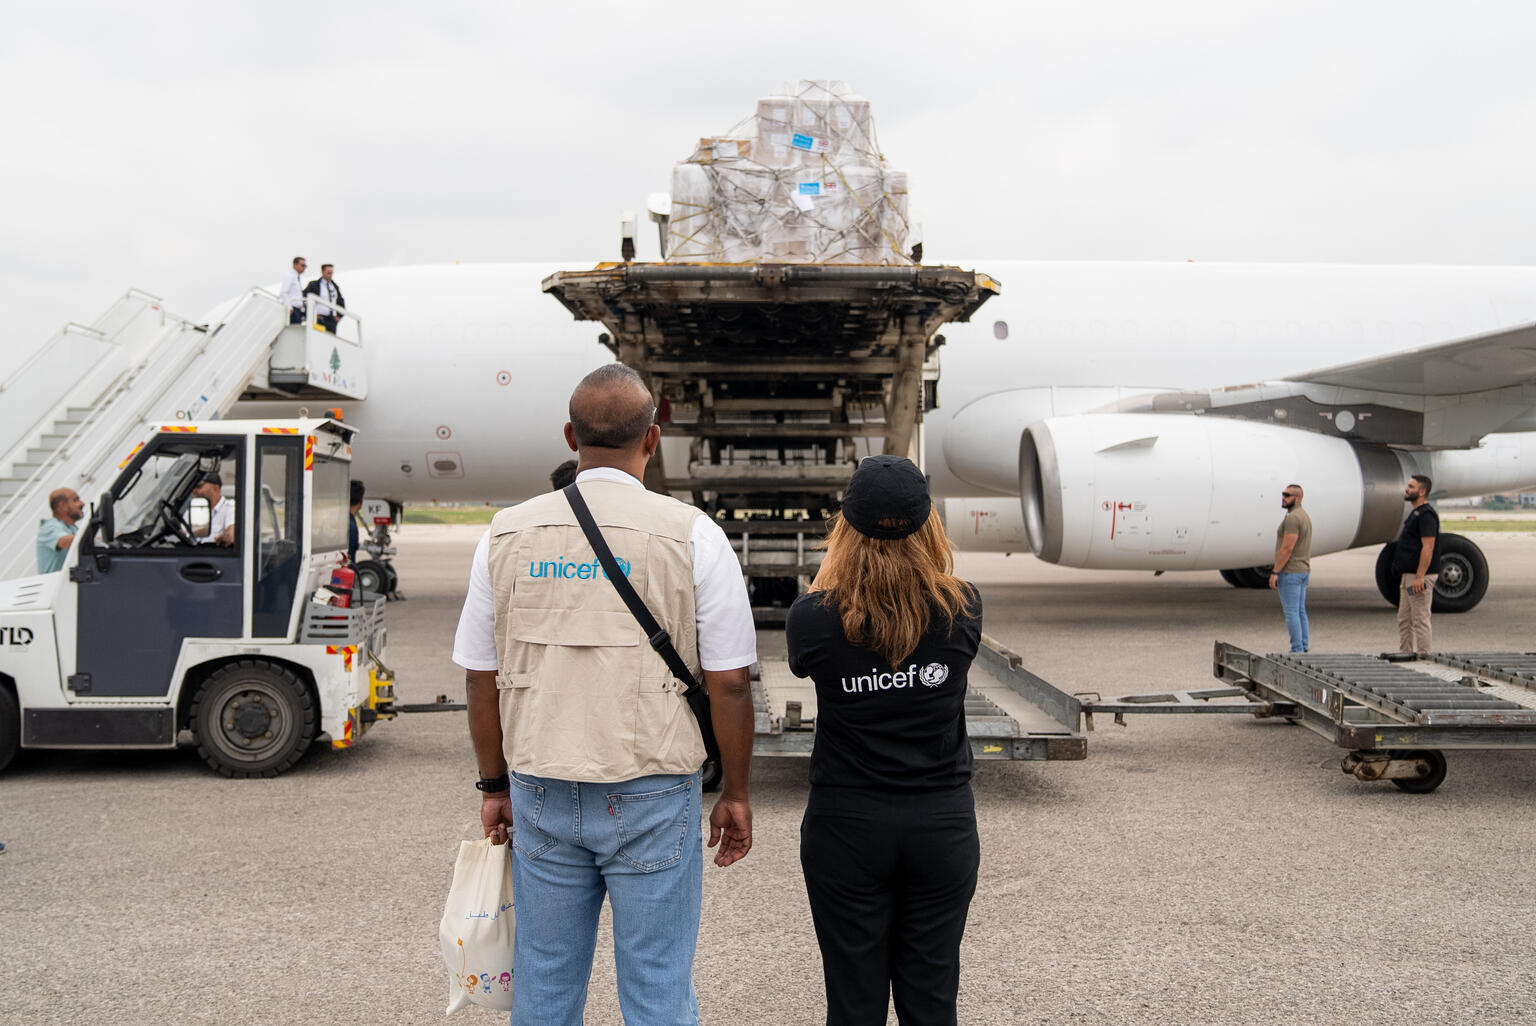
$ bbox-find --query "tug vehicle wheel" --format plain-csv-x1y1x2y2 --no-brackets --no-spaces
190,660,316,778
0,684,18,773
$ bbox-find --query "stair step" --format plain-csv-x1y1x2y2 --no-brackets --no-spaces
40,433,75,448
0,482,24,500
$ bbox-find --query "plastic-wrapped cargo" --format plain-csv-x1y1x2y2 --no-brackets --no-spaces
665,80,912,265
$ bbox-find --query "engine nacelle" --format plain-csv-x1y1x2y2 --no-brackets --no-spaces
942,496,1031,552
1019,414,1416,570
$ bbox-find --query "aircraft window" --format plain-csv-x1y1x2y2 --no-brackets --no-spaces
993,320,1009,340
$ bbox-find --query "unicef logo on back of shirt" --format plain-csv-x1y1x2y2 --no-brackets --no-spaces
919,662,949,688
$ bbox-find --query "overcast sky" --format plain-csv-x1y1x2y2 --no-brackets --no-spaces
3,1,1534,368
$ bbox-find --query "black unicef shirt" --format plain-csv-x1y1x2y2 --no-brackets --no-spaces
1393,504,1441,575
785,587,982,791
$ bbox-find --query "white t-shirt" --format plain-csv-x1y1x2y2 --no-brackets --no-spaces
315,277,340,316
452,467,757,673
201,496,234,544
279,268,303,310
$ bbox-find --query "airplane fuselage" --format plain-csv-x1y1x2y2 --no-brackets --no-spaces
232,260,1536,512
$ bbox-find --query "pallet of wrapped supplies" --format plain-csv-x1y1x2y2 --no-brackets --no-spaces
665,80,911,265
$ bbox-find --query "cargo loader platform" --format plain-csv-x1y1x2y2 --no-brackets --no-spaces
543,262,998,621
1077,641,1536,793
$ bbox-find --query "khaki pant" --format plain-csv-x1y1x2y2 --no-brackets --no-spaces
1398,573,1437,656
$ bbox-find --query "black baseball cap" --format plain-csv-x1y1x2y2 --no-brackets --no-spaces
840,455,932,539
199,471,222,486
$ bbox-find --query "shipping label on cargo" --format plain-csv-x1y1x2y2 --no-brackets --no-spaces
791,133,831,154
796,180,842,197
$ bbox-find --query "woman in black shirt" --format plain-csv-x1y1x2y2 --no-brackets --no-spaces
786,454,982,1026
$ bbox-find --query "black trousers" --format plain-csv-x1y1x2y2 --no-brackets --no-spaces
317,314,339,333
800,784,980,1026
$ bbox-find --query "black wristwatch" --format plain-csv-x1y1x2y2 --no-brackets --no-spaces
475,774,510,793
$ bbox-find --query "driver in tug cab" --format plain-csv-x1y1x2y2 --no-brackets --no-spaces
192,471,235,547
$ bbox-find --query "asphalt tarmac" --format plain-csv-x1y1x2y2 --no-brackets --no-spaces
3,526,1534,1025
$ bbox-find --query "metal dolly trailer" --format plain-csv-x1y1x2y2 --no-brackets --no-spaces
752,635,1086,763
401,637,1086,783
1077,641,1536,793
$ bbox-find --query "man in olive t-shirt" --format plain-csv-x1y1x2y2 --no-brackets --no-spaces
1268,483,1313,652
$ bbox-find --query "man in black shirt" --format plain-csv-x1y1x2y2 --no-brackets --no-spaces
1394,473,1440,657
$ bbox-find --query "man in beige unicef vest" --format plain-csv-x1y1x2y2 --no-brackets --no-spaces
453,364,758,1026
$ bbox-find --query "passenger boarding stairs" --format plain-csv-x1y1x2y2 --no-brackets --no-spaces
0,287,367,581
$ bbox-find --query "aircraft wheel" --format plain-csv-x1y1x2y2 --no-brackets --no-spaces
700,758,722,793
382,562,400,594
354,559,389,597
0,683,18,773
1219,569,1243,588
1373,543,1398,606
1389,749,1447,794
1230,566,1272,589
190,660,316,778
1431,534,1489,614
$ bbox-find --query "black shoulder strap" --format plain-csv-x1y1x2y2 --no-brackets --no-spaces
563,483,701,694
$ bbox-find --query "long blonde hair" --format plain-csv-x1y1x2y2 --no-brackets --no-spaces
809,507,975,667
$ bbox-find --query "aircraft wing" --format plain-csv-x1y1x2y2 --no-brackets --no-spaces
1285,320,1536,396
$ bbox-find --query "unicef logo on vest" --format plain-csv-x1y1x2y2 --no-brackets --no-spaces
529,556,632,581
919,662,949,687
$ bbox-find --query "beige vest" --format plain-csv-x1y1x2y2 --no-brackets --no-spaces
487,479,705,782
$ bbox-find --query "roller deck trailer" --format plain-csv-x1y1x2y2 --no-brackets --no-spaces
1079,641,1536,792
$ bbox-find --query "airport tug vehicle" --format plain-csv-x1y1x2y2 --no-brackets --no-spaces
0,417,396,777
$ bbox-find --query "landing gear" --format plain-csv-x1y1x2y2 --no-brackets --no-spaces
1372,534,1488,613
358,498,405,600
1220,566,1272,589
354,559,390,597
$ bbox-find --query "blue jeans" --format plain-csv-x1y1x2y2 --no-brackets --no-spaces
507,770,702,1026
1276,571,1310,652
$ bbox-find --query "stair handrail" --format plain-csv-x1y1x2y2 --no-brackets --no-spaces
0,290,283,533
0,324,107,396
295,293,364,347
0,292,185,481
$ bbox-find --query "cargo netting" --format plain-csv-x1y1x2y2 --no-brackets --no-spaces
665,80,913,265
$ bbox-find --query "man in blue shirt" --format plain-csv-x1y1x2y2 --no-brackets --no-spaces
36,487,84,573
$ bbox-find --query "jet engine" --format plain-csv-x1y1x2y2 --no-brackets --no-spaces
1008,413,1416,570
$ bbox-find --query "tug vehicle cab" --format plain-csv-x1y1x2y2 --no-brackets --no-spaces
0,417,395,777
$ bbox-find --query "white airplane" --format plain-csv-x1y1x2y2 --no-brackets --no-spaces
232,260,1536,611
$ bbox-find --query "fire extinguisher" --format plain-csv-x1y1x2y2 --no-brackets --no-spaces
328,565,355,608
